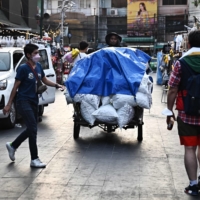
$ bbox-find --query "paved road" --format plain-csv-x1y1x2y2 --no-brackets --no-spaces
0,74,198,200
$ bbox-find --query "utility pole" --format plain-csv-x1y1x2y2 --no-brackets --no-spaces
40,0,44,39
58,0,75,48
61,1,65,47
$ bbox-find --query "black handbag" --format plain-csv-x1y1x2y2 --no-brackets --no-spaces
27,62,47,94
36,79,47,94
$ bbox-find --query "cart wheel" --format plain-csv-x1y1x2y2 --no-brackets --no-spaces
107,125,112,133
74,122,80,139
137,124,143,142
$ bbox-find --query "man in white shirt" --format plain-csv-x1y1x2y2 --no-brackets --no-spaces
176,34,183,52
73,41,89,65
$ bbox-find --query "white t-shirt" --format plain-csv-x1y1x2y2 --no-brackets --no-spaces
73,52,88,65
175,35,183,51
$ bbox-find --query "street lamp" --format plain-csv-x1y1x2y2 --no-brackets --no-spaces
57,0,75,48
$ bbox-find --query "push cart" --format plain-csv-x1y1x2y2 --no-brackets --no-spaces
73,103,144,142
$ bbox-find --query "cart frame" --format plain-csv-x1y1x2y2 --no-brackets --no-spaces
73,103,144,142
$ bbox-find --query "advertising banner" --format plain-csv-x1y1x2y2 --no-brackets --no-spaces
127,0,157,37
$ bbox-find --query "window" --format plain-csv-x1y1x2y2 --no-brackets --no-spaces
47,0,52,9
101,8,107,16
86,0,90,8
0,53,10,71
80,0,91,8
111,0,127,8
166,15,185,33
13,52,23,68
80,0,90,8
17,50,49,70
58,1,62,7
163,0,187,5
39,50,49,70
18,57,27,67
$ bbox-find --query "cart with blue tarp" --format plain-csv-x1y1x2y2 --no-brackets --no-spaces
65,47,152,142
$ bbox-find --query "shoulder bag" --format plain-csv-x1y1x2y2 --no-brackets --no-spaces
27,62,47,94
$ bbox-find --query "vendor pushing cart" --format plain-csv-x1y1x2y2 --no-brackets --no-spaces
64,46,153,142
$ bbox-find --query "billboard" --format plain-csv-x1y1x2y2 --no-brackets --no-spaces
127,0,157,37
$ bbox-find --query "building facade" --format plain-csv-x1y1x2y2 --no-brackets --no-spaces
45,0,189,51
158,0,188,43
43,0,99,16
1,0,198,51
188,0,200,29
0,0,38,31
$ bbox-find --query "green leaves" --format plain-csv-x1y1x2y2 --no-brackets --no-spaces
192,0,200,7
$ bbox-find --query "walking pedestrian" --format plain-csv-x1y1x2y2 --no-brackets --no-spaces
73,41,89,65
173,34,177,52
3,43,64,168
167,30,200,196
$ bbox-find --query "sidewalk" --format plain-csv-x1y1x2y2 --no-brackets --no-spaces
0,73,198,200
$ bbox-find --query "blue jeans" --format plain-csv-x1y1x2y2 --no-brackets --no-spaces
12,101,38,160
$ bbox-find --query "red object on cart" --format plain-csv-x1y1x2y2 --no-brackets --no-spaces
42,36,52,41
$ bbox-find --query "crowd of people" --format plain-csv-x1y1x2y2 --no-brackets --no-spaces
2,29,200,196
2,33,120,167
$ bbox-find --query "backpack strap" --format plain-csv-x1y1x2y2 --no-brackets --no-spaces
179,58,198,76
26,62,39,81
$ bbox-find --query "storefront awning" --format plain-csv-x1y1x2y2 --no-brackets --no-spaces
122,37,154,43
0,10,30,30
156,44,164,49
128,45,154,48
155,43,167,49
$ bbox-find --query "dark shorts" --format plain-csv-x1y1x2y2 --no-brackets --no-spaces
177,117,200,146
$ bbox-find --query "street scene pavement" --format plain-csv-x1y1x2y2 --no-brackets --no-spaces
0,73,199,200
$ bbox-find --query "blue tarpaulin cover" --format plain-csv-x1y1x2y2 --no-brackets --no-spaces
65,47,151,98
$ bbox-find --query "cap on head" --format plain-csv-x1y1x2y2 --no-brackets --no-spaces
105,32,122,45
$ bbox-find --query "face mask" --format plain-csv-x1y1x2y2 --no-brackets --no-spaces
32,54,40,63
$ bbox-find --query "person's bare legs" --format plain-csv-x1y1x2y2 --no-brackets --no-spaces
184,146,198,181
197,146,200,166
197,146,200,180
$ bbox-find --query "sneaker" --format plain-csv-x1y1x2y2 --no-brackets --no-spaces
184,184,199,196
6,142,16,161
30,158,46,168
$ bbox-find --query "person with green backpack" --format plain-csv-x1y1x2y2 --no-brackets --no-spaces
167,30,200,196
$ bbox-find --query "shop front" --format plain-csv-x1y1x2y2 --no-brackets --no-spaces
122,37,155,56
